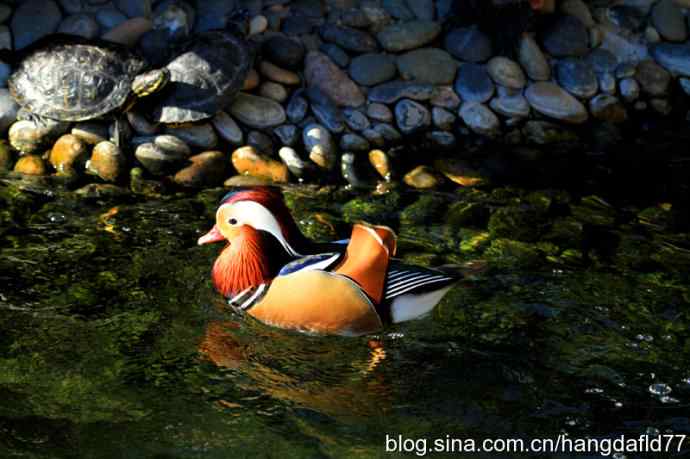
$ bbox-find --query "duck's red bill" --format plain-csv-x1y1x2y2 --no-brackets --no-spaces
198,225,225,245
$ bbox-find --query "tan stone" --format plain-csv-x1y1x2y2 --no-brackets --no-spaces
174,151,227,188
14,155,47,175
49,134,89,175
243,68,260,91
259,61,301,85
403,165,441,189
368,149,391,180
434,159,485,187
231,145,289,183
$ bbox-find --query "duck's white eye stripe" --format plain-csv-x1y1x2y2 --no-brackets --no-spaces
227,201,302,257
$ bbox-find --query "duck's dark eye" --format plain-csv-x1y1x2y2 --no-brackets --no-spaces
229,218,238,225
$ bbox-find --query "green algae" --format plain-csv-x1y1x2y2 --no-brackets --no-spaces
1,179,689,457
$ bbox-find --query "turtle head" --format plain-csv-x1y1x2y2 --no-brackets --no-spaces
132,68,170,98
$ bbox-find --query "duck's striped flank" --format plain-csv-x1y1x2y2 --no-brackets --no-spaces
383,264,457,300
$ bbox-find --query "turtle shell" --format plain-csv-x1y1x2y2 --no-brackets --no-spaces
151,31,252,124
8,36,147,122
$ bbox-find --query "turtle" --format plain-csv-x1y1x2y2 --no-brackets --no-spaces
149,30,253,125
7,34,170,124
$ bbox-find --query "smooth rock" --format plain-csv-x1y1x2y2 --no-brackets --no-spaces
0,89,19,133
96,7,128,30
408,0,434,20
194,0,237,32
278,146,309,179
541,15,589,57
165,123,217,149
349,53,397,86
587,48,618,75
14,155,47,175
320,23,378,53
340,133,370,151
303,123,337,169
589,94,627,123
556,58,598,99
49,134,89,175
259,61,301,85
650,43,690,77
306,86,346,133
102,17,153,47
404,165,440,189
0,26,11,51
487,57,526,90
651,0,687,42
367,103,394,122
319,43,350,68
243,69,260,91
396,48,458,85
286,92,308,124
430,86,461,109
636,59,672,96
229,93,287,128
249,15,268,36
212,111,244,146
434,158,485,187
432,107,455,130
343,108,370,131
259,81,289,103
490,94,530,118
262,35,305,69
368,80,435,104
560,0,594,27
127,111,158,136
58,14,100,38
274,124,299,147
305,51,365,107
362,128,385,147
368,149,392,180
247,131,273,155
444,26,491,63
383,0,414,20
71,122,109,144
231,146,288,183
9,119,69,154
116,0,151,18
153,134,191,158
377,20,441,52
454,63,495,103
175,150,227,188
459,102,500,137
11,0,62,50
518,34,550,81
373,123,402,143
341,152,372,189
599,73,617,95
86,141,125,182
135,142,182,176
524,82,589,124
619,77,640,101
394,99,431,134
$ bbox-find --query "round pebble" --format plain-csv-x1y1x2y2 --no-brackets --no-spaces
86,141,126,182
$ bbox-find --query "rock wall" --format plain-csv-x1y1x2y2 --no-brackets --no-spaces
0,0,689,192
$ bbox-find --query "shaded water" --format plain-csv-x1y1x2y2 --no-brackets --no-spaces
1,176,689,458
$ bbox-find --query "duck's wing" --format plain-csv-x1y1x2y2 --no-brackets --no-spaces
277,252,344,276
383,261,459,323
228,253,343,312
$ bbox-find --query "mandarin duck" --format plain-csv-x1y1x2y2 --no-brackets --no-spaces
198,187,459,336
